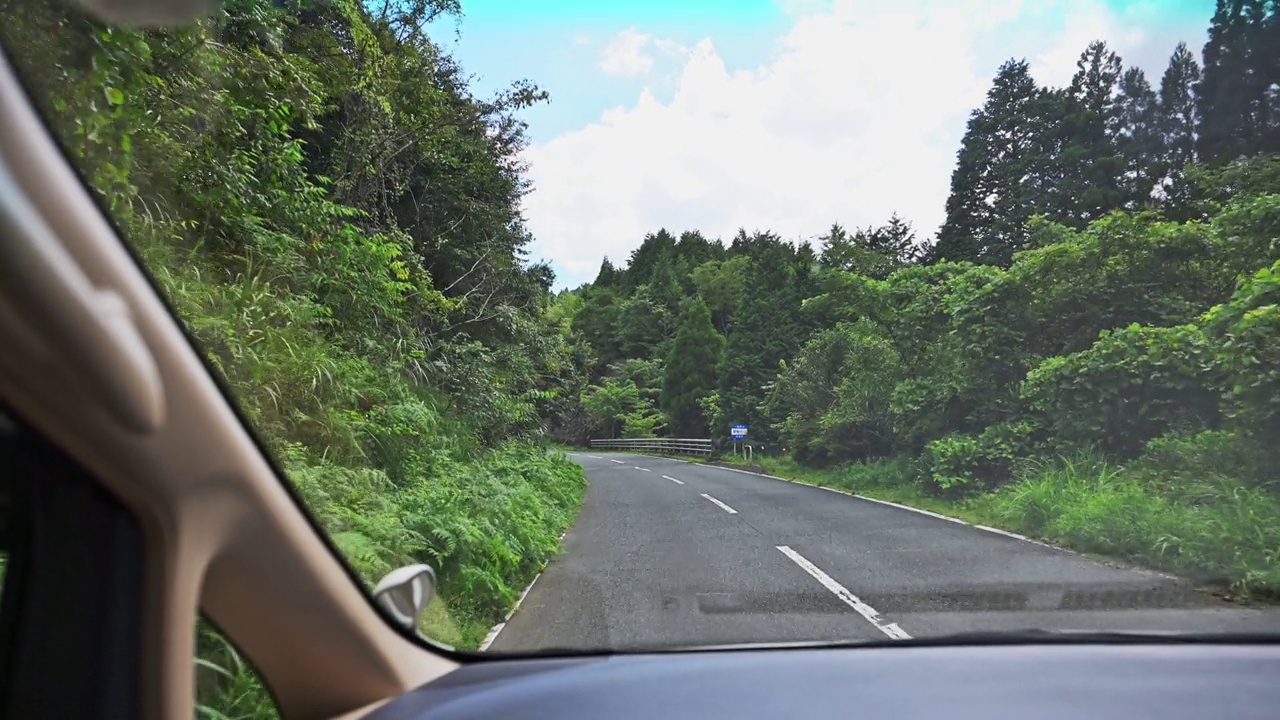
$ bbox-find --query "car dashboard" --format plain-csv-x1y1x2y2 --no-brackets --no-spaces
368,642,1280,720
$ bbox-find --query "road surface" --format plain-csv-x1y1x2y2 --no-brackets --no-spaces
487,453,1280,652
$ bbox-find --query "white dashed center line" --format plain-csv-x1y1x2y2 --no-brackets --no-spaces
776,545,911,641
662,475,685,485
634,467,652,472
586,455,602,459
700,494,737,514
610,459,625,464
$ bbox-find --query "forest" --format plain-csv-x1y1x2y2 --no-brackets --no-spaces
0,0,1277,717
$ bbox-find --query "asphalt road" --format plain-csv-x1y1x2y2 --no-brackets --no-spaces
487,453,1280,652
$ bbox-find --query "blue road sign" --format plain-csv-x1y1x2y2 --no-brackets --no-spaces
730,424,748,439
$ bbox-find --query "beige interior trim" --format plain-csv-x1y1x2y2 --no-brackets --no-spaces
0,43,456,720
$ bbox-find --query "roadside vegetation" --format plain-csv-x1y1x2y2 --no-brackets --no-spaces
738,453,1280,598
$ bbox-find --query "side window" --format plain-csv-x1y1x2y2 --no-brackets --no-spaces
0,412,280,720
0,410,143,720
195,620,280,720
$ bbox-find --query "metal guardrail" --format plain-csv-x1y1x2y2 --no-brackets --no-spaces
588,437,713,457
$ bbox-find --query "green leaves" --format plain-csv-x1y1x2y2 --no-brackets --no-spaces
661,298,724,437
580,377,644,439
764,320,902,465
1202,260,1280,446
1022,324,1220,457
923,421,1041,497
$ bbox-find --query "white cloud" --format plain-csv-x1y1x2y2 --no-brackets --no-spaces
1027,4,1146,87
652,37,691,60
599,28,654,77
527,0,1201,287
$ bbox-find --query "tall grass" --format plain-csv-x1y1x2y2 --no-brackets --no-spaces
755,455,990,521
195,623,277,720
979,455,1280,595
756,451,1280,598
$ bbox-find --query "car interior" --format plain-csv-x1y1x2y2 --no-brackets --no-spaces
1,1,1279,719
0,2,454,717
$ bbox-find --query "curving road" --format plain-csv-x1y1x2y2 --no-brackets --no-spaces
486,453,1280,652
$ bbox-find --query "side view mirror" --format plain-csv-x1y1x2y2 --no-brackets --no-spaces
372,564,436,633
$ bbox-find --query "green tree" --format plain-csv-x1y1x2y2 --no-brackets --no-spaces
661,298,725,437
934,60,1061,265
672,230,726,293
1056,41,1125,225
691,255,751,333
615,284,676,360
573,286,625,369
624,228,678,291
621,408,668,438
716,239,809,440
594,257,622,287
612,357,666,407
764,321,903,464
1196,0,1280,163
580,378,643,439
1158,42,1201,174
819,215,920,279
1113,66,1164,208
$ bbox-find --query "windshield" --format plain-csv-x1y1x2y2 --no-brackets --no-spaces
3,0,1279,670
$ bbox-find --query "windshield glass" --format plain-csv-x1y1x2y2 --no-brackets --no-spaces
3,0,1279,669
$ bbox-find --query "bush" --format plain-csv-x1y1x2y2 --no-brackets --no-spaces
887,338,981,451
826,456,921,494
922,422,1039,497
1141,431,1277,492
1021,323,1220,457
766,321,903,464
284,443,585,640
1203,260,1280,448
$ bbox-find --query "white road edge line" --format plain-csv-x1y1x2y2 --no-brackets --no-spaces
634,467,652,472
854,494,968,525
478,570,544,651
478,528,570,651
777,545,911,641
973,524,1067,552
975,524,1029,541
710,464,968,525
700,493,737,514
663,475,685,485
479,622,505,650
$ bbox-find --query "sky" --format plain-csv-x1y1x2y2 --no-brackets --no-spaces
429,0,1213,289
